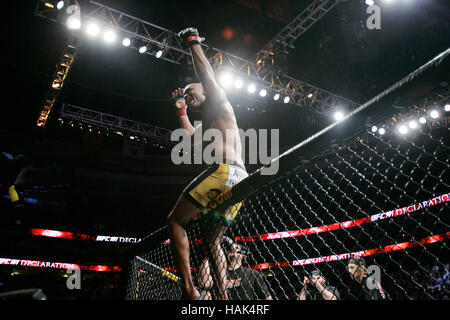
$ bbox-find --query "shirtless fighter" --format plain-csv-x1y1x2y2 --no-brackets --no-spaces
167,27,248,300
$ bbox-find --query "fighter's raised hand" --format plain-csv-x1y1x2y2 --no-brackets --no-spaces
177,27,205,46
171,87,187,116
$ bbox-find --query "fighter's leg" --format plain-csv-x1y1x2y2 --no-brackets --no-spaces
198,254,213,290
167,194,202,300
202,222,229,300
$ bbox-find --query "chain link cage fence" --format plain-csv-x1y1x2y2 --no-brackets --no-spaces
124,49,450,300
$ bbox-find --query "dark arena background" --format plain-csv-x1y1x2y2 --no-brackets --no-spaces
1,0,449,307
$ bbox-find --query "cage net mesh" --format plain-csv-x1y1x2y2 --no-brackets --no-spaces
125,72,449,301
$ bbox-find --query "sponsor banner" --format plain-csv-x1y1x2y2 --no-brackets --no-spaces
160,233,450,273
236,193,450,242
0,258,121,272
250,233,450,270
161,193,449,245
29,229,142,244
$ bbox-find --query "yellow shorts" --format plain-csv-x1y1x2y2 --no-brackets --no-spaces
183,163,248,226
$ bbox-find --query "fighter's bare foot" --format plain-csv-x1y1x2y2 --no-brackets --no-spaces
181,287,201,300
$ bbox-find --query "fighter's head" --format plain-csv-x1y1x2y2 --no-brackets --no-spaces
229,243,244,264
347,257,368,281
309,269,326,285
222,236,247,267
183,83,205,112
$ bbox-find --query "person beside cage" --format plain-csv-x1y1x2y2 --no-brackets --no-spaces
347,257,387,300
197,236,272,300
297,269,340,300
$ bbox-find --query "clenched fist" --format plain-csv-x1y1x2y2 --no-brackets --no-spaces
171,88,187,116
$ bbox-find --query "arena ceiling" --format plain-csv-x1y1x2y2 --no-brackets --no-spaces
3,0,449,144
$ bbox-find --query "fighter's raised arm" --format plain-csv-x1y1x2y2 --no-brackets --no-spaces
177,28,226,105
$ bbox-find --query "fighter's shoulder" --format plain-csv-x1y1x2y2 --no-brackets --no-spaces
205,95,235,116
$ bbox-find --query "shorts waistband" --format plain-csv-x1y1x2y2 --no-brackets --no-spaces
223,162,246,171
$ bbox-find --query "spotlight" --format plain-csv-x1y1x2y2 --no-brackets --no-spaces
122,38,131,47
103,30,116,43
378,128,386,135
334,111,344,121
259,89,267,97
139,46,147,54
234,79,243,89
398,125,408,135
444,104,450,112
66,4,81,30
419,116,427,124
273,93,280,101
57,1,65,10
86,23,100,37
371,125,378,133
365,0,374,5
430,110,439,119
283,96,290,104
66,16,81,30
248,84,256,93
156,50,163,58
219,73,233,88
408,120,418,129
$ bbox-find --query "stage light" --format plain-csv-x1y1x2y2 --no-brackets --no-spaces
398,125,408,135
103,30,116,43
283,96,290,104
57,1,65,10
408,120,418,129
419,116,427,124
248,84,256,93
234,79,243,89
122,38,131,47
156,50,163,58
371,126,378,133
44,2,54,9
307,93,314,99
139,46,147,54
66,16,81,30
219,72,233,88
86,23,100,37
378,128,386,135
365,0,374,5
334,111,344,121
66,4,81,30
273,93,280,101
430,110,439,119
259,89,267,97
444,104,450,112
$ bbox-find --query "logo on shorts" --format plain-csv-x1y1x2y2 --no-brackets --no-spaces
207,189,222,201
207,189,233,211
